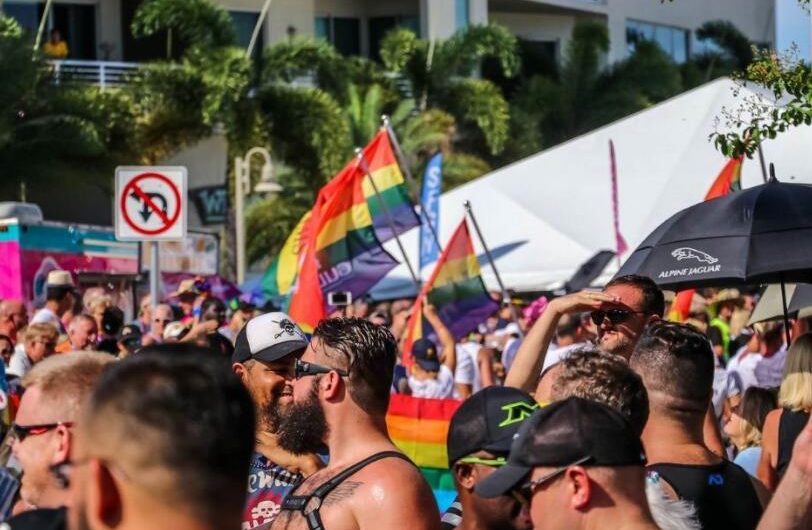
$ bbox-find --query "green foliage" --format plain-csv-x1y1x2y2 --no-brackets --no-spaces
444,78,510,155
0,16,135,197
695,20,753,70
131,0,235,51
379,24,519,156
380,28,420,72
256,84,351,182
712,48,812,157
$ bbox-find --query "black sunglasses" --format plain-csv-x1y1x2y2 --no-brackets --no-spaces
590,309,646,326
516,455,593,501
294,359,348,379
12,422,73,442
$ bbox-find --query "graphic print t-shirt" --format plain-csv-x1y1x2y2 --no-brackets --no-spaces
242,452,303,530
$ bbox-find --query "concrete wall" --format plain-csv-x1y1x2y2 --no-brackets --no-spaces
490,11,578,59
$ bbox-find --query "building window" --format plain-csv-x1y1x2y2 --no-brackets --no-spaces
229,11,263,61
314,16,360,56
5,2,96,59
455,0,470,31
626,19,688,63
368,16,420,61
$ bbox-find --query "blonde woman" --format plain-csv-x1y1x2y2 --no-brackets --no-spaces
723,386,777,477
758,332,812,490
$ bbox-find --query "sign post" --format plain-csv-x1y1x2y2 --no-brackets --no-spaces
115,166,187,309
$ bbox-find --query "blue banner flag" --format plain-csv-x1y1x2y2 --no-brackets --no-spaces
419,152,443,269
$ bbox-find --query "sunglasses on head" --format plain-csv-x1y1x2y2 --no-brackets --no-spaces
590,308,646,326
294,358,348,379
12,421,73,442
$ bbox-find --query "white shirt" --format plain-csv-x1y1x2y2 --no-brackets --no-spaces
542,342,592,373
30,307,64,333
726,348,763,394
409,365,455,399
754,346,788,388
8,349,32,378
454,342,483,397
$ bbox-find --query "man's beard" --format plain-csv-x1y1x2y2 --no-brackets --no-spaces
258,389,284,432
276,378,328,455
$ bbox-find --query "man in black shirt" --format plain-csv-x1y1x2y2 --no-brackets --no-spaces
441,387,537,530
630,321,769,530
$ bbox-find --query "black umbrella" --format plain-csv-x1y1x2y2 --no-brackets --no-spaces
616,177,812,342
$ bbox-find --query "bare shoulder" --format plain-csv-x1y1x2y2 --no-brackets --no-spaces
762,409,783,445
351,456,441,529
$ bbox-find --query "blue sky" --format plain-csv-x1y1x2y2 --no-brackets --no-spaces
776,0,811,59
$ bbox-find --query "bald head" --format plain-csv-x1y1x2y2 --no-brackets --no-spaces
0,299,28,338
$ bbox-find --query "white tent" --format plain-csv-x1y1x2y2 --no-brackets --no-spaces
371,78,812,299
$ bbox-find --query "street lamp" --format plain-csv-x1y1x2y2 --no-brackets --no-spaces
234,147,280,285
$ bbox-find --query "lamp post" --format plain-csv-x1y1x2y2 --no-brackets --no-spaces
234,147,280,285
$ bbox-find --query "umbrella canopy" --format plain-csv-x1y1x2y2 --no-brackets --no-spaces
748,283,812,325
615,180,812,291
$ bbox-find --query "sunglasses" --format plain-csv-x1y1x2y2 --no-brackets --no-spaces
457,455,507,467
294,358,348,379
153,318,172,324
516,455,593,501
12,422,73,442
590,309,646,326
0,348,13,355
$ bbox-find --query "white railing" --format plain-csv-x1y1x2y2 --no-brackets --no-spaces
49,60,140,89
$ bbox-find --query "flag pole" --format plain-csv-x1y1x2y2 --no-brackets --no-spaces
381,116,443,253
355,148,421,291
464,200,523,337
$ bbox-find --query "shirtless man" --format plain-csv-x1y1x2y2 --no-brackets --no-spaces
271,317,440,530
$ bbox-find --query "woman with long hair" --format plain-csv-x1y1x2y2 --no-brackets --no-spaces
757,333,812,490
724,386,777,477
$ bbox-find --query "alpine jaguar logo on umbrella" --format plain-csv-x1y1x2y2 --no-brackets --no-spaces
671,247,718,265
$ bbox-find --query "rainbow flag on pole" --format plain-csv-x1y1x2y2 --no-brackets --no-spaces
262,130,417,301
403,218,499,362
288,157,399,332
386,394,460,511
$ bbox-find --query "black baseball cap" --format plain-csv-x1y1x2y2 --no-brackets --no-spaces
475,397,646,498
117,324,142,348
447,386,538,467
232,312,308,364
412,338,440,371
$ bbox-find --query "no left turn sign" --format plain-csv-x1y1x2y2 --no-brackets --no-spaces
115,166,187,241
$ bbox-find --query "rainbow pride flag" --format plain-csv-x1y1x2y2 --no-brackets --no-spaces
386,394,461,511
403,218,499,362
262,129,418,300
289,156,398,332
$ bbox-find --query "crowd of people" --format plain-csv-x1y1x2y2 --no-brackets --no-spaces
0,270,810,530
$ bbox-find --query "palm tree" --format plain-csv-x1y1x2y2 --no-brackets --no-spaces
508,21,683,150
379,24,521,157
0,16,135,205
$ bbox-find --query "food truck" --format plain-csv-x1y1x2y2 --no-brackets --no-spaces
0,203,140,316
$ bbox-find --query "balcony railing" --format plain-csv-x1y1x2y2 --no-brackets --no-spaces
49,60,140,89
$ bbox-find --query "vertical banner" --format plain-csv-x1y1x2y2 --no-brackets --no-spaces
609,140,628,261
419,152,443,270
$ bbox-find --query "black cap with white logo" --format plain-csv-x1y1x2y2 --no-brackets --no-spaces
232,312,309,364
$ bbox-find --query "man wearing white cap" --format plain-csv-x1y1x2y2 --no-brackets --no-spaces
30,271,75,334
232,312,324,530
